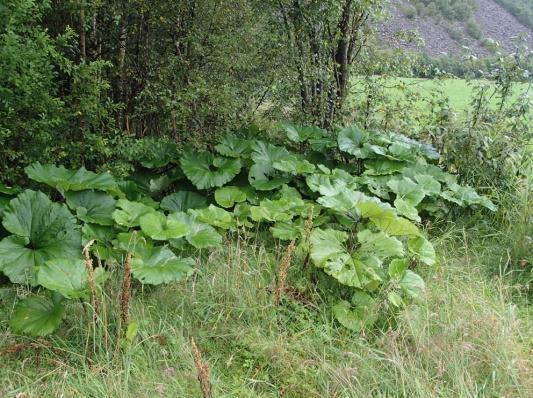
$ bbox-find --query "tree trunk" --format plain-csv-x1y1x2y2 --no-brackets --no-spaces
79,2,86,62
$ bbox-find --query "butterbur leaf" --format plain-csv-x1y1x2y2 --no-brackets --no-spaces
394,198,421,222
25,163,119,195
0,183,20,195
180,150,241,189
215,135,253,158
408,236,436,266
388,291,404,308
306,169,356,196
310,228,348,266
189,205,235,230
10,295,65,336
113,199,156,228
251,141,290,165
132,246,194,285
270,221,303,240
138,140,177,168
333,294,377,332
160,191,207,213
310,228,362,287
140,212,189,240
214,186,247,208
273,156,316,174
37,258,107,299
388,258,408,279
441,183,496,211
415,175,441,195
65,190,116,225
357,230,404,259
364,160,405,175
388,178,425,208
248,143,291,190
355,200,396,219
82,224,115,245
333,300,363,331
317,190,371,214
337,126,368,157
400,270,426,301
282,123,327,143
372,215,420,237
186,221,222,248
0,190,81,284
249,171,289,191
250,197,305,222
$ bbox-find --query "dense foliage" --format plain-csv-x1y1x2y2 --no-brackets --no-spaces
0,125,495,335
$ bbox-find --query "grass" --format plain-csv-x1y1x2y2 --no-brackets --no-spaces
0,225,531,397
351,77,530,113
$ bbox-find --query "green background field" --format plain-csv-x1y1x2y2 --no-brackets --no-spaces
351,77,530,112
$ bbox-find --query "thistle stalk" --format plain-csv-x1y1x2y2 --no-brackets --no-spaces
274,239,296,304
191,337,212,398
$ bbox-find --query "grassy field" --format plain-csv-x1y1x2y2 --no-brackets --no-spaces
1,224,531,397
351,77,531,112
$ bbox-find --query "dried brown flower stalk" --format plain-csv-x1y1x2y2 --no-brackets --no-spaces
274,239,296,304
191,337,213,398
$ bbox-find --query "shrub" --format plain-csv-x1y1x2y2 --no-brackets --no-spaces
466,18,483,40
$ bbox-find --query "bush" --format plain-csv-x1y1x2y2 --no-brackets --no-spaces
466,18,483,40
401,5,418,19
446,26,464,42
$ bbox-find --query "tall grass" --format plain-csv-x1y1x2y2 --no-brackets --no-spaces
0,228,531,397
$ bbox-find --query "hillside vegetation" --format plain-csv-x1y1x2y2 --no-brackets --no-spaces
0,1,531,397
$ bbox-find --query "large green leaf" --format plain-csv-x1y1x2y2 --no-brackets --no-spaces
408,236,436,266
160,191,207,213
37,258,107,299
189,205,235,230
400,270,426,301
181,150,241,189
250,197,305,223
65,190,116,225
372,215,421,237
282,123,327,143
25,163,119,195
273,156,316,174
214,135,253,158
333,293,377,332
364,160,406,175
186,220,223,248
306,168,357,196
10,295,65,336
112,199,156,228
441,183,497,211
165,212,222,248
132,246,194,285
357,230,404,259
317,190,371,214
0,190,81,284
251,141,290,165
415,174,441,195
214,186,247,208
337,126,369,157
310,228,363,287
248,164,289,191
139,212,190,240
388,177,425,221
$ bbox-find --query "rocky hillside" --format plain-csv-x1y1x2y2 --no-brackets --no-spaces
378,0,533,56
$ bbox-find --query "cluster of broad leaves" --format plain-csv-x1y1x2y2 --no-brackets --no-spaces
0,124,495,335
